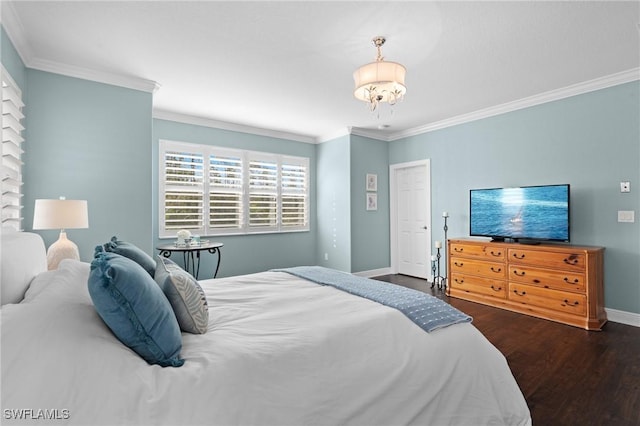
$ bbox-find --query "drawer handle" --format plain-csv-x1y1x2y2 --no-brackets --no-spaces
490,267,502,273
563,255,579,265
563,277,579,284
513,253,525,260
513,290,527,296
454,278,464,284
454,247,464,253
490,251,502,257
563,299,580,307
533,279,541,284
513,269,526,277
454,261,464,267
491,285,502,292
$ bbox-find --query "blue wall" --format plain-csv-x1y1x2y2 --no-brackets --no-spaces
390,81,640,314
316,135,351,271
315,134,391,274
350,135,390,273
152,118,317,278
1,26,26,89
24,70,154,259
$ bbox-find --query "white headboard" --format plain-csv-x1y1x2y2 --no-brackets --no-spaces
1,231,47,305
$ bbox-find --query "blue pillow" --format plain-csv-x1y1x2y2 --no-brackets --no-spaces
103,236,156,277
155,256,209,334
88,247,184,367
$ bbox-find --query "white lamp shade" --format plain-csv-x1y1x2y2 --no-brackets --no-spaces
33,199,89,230
353,60,407,102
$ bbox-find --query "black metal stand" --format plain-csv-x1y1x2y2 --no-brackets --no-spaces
442,215,448,289
431,259,437,286
431,247,445,289
430,214,449,290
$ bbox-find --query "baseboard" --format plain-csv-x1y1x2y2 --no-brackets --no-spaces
605,308,640,327
354,267,392,278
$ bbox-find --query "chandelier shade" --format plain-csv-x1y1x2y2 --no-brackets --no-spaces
353,36,407,111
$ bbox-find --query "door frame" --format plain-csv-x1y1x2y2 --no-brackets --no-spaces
389,159,432,276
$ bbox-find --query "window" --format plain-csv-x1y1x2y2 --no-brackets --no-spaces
1,66,24,232
209,151,243,230
159,140,309,237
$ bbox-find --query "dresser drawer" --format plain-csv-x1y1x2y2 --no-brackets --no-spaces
509,283,587,316
509,265,585,293
450,242,505,261
450,273,506,299
450,257,506,279
508,248,585,271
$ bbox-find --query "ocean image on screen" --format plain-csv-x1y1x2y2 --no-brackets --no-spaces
470,185,569,241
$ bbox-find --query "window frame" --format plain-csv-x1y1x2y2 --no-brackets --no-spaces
159,139,309,238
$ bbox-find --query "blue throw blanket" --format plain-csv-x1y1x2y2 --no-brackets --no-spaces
273,266,472,333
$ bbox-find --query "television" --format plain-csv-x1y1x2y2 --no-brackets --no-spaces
469,184,570,243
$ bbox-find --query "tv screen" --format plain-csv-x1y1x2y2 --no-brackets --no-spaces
470,184,570,242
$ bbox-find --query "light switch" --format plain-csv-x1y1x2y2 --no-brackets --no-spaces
620,181,631,193
618,210,635,223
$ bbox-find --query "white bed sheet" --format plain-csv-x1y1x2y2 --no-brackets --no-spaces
1,260,531,425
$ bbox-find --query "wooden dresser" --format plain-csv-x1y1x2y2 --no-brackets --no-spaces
447,238,606,330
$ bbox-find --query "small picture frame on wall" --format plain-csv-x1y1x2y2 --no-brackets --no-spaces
366,173,377,191
366,193,377,211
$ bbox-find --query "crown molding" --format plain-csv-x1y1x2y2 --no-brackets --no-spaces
317,128,352,143
349,127,392,142
388,67,640,141
153,109,316,144
27,57,160,93
1,3,159,94
0,1,34,66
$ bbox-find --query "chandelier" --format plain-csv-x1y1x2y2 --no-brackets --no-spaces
353,36,407,112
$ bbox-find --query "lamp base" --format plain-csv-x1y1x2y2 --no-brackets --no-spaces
47,231,80,270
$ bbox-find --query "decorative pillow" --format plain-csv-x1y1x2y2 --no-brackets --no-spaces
155,256,209,334
103,236,156,277
88,247,184,367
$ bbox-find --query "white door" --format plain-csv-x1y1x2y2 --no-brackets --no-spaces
392,161,431,279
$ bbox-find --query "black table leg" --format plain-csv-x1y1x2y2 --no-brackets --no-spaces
194,250,201,279
209,247,221,278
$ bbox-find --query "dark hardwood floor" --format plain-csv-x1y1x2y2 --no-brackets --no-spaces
374,274,640,426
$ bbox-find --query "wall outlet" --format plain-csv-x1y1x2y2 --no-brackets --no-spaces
620,181,630,193
618,210,635,223
324,252,329,261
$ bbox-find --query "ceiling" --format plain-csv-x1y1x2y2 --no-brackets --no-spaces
2,1,639,143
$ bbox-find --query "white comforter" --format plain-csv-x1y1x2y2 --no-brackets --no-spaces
1,260,531,425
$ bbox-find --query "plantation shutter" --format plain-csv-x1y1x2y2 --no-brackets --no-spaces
209,151,243,231
162,149,204,235
159,140,309,236
248,155,278,229
281,157,308,229
1,67,24,231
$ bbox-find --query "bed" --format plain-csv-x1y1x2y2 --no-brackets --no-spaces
1,232,531,425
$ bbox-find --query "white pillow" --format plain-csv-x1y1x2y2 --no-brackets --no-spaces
1,232,47,305
23,259,91,303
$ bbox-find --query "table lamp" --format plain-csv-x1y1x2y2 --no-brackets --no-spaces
33,198,89,270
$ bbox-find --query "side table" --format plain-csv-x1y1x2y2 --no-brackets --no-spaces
156,242,223,279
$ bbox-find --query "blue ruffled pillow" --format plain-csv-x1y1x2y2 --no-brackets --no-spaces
103,236,156,277
88,247,184,367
